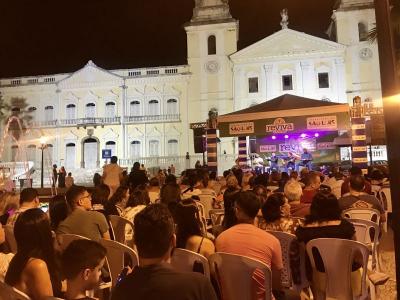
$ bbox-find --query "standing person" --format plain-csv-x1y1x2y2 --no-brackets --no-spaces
185,152,190,170
195,160,202,169
5,209,62,299
299,148,313,171
58,166,67,188
128,162,148,191
170,164,176,175
216,191,284,299
52,164,58,187
111,204,217,300
65,172,74,189
269,153,279,171
102,156,123,197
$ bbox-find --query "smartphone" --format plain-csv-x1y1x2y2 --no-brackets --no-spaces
116,267,129,284
40,203,49,213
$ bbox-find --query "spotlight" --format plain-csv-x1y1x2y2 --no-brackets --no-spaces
314,133,319,137
284,135,289,139
272,135,276,140
300,133,306,138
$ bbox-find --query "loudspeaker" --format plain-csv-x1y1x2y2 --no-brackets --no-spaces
249,138,257,154
194,136,205,153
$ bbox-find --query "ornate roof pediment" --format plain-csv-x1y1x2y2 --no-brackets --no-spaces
147,126,162,137
166,125,181,136
58,60,123,89
64,130,79,141
102,128,119,141
230,29,346,63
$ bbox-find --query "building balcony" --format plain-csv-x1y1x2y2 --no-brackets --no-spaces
124,114,180,124
30,120,58,128
60,117,121,127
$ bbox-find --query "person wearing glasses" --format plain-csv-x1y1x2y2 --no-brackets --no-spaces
56,185,110,241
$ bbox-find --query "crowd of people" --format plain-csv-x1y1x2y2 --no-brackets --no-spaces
0,155,391,299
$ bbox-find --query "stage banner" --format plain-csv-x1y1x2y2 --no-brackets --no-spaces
351,117,368,173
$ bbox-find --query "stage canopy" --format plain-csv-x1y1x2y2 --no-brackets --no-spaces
218,94,350,137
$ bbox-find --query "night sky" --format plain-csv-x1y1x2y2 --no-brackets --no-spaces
0,0,336,78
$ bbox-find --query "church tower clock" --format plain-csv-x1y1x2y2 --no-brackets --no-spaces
185,0,238,123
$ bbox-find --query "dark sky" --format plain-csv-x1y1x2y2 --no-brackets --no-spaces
0,0,336,78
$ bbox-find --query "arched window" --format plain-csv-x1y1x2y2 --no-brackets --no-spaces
45,106,54,121
65,143,76,170
208,35,216,55
130,101,141,116
27,145,36,162
105,141,116,156
166,99,178,115
167,139,178,156
11,107,20,114
85,103,96,118
148,100,160,115
130,140,141,157
105,102,116,118
358,22,368,42
149,140,159,157
11,145,18,162
66,104,76,120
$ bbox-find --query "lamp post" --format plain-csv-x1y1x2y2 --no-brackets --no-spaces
39,136,47,188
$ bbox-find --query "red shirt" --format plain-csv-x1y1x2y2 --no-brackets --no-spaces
300,189,317,204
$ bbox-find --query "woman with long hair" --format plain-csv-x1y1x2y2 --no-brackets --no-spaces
5,208,62,299
175,199,215,258
104,185,129,216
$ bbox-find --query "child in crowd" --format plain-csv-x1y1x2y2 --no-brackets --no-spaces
61,239,107,300
65,172,74,189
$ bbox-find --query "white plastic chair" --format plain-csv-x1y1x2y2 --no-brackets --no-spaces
342,208,381,224
379,187,392,212
198,194,215,220
170,248,210,278
194,202,208,234
100,238,139,287
0,281,30,299
209,252,272,300
4,225,17,253
56,233,89,251
306,238,370,300
108,215,135,248
348,218,380,271
267,230,309,291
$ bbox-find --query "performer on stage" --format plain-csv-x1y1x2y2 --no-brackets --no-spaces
299,148,313,170
269,152,279,171
286,152,299,172
252,154,264,175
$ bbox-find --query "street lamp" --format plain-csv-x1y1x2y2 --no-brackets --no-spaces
39,136,47,188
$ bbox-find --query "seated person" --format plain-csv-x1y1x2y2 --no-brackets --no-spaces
7,188,40,226
339,175,385,222
260,193,303,234
56,185,110,241
175,199,215,259
104,185,129,216
341,166,372,196
284,179,310,218
61,239,107,300
112,204,217,300
5,209,62,299
300,172,321,204
216,191,284,299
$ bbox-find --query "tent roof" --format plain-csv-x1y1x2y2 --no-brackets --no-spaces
223,94,342,116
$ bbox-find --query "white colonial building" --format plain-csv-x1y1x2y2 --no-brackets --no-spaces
0,0,383,176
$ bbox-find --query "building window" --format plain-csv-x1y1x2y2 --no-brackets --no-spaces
27,145,36,162
282,75,293,91
318,73,330,89
85,103,96,118
105,102,116,118
130,101,141,116
130,141,141,157
149,140,159,157
45,106,54,121
65,143,76,170
66,104,76,120
28,106,37,120
167,139,179,156
166,99,178,115
148,100,160,115
358,22,368,42
105,141,116,156
208,35,216,55
248,77,259,93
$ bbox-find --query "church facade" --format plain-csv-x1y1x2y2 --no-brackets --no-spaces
0,0,382,173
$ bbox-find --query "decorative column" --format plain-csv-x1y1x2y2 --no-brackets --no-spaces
335,58,347,102
56,88,62,166
300,61,312,97
206,110,218,172
121,83,127,158
238,136,248,167
351,96,368,173
263,64,274,100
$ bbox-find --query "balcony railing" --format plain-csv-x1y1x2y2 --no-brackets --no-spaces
60,117,121,126
30,120,58,128
124,114,180,123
